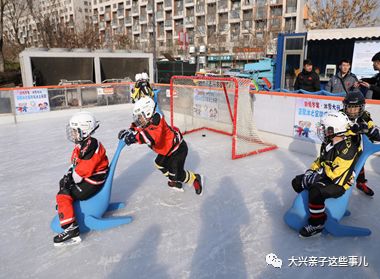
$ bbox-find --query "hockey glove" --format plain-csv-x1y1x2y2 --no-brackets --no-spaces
302,168,324,189
124,129,137,145
350,122,369,134
369,126,380,142
118,129,128,140
59,174,74,192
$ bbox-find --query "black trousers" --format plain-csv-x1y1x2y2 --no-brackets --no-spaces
308,179,346,205
58,179,102,201
155,141,188,182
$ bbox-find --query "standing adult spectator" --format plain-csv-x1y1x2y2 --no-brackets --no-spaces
325,59,360,94
294,59,320,92
359,52,380,100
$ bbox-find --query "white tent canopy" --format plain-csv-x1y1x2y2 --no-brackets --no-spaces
307,26,380,41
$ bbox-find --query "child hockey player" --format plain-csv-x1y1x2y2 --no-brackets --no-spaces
54,111,109,246
131,72,154,103
118,96,203,195
343,92,380,196
291,111,361,237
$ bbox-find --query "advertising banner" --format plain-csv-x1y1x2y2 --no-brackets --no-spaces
14,88,50,114
294,98,342,142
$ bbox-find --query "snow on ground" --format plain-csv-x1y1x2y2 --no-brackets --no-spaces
0,104,380,279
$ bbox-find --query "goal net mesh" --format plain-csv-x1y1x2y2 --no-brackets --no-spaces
169,76,277,159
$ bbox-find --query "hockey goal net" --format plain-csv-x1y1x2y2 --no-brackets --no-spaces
169,75,277,159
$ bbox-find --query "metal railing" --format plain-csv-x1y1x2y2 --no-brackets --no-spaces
0,83,173,123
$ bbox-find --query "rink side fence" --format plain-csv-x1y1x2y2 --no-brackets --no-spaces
1,83,380,169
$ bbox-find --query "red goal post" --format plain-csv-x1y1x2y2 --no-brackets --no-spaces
169,75,277,159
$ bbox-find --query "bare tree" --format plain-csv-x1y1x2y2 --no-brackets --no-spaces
0,0,9,72
307,0,379,29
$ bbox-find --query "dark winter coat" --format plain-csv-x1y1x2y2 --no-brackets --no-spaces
362,73,380,100
294,70,321,92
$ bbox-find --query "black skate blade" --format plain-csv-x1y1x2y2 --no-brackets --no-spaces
54,236,82,247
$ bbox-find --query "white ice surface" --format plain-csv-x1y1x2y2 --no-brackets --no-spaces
1,104,380,279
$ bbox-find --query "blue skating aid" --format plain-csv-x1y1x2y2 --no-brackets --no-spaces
51,140,133,233
284,135,380,237
153,88,163,115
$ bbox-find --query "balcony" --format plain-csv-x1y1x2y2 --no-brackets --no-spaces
207,0,216,3
99,21,105,31
104,12,111,21
164,0,172,10
140,33,148,42
117,9,124,19
125,1,131,7
132,25,140,33
286,7,297,14
185,0,194,6
147,4,153,13
256,12,267,20
255,21,267,31
124,18,132,26
132,6,139,15
218,23,229,33
156,11,164,21
217,1,228,12
185,16,195,26
196,26,206,36
164,19,172,29
230,34,240,41
241,20,253,32
229,10,240,22
115,27,124,35
270,0,283,5
157,31,165,40
195,4,205,15
242,0,254,9
206,15,216,25
147,23,154,32
140,14,148,23
112,19,118,28
92,15,98,23
173,10,184,19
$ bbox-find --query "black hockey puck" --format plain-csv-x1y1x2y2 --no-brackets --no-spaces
202,134,206,137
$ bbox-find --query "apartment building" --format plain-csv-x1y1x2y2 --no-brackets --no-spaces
4,0,92,46
92,0,306,68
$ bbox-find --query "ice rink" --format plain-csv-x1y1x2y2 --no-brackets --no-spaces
1,104,380,279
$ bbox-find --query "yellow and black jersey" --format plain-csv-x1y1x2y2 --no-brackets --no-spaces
310,137,361,190
131,81,154,103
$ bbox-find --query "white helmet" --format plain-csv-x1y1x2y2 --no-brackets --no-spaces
135,73,143,82
141,72,149,81
317,111,350,143
66,111,99,143
133,96,156,127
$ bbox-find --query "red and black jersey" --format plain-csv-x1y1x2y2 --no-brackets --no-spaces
71,137,109,186
132,113,183,156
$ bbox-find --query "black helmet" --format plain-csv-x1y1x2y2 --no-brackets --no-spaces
343,92,365,120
